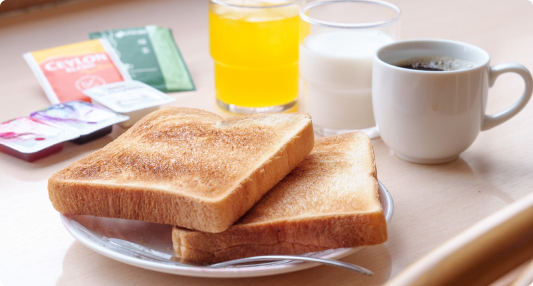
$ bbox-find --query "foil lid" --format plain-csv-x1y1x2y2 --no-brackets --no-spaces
0,117,79,154
31,101,129,136
83,80,176,113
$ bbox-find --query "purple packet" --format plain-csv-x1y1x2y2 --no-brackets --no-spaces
31,101,129,144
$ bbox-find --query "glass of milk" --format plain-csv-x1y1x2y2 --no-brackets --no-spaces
299,0,400,138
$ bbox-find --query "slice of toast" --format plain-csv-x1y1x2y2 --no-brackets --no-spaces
172,132,387,263
49,107,314,233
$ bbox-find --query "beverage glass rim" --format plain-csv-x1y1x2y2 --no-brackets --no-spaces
210,0,303,9
300,0,401,29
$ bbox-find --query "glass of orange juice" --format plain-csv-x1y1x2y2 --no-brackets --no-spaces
209,0,302,114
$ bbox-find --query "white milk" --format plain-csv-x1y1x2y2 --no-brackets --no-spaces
300,30,394,130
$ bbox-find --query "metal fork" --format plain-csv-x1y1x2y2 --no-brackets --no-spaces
106,237,373,275
209,255,373,275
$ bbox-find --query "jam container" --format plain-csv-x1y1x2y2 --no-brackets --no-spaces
0,117,79,162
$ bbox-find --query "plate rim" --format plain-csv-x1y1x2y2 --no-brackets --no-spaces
61,180,393,278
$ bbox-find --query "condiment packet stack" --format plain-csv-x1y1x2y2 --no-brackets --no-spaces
83,81,175,127
11,25,185,162
0,101,128,162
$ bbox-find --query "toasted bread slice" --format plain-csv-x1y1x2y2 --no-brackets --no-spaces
49,107,314,233
172,132,386,263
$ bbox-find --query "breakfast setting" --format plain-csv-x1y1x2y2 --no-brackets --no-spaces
1,0,533,285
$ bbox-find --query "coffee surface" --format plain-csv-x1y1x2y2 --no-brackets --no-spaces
393,56,475,71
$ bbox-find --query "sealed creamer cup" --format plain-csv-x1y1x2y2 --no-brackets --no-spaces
0,117,79,162
83,80,176,127
30,101,129,144
23,39,131,104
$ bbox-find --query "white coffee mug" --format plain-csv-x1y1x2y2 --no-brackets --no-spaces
372,39,532,164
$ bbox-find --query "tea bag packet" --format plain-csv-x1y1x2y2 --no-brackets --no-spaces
83,81,175,128
0,117,79,162
23,39,131,104
30,101,129,144
89,25,195,93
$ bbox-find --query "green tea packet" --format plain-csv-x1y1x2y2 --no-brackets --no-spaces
89,25,195,93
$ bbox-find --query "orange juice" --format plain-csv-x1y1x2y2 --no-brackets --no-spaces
209,1,300,112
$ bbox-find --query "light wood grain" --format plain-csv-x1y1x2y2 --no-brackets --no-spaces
384,191,533,286
1,0,533,285
0,0,80,14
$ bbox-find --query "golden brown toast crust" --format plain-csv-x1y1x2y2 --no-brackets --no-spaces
49,107,314,232
172,132,387,263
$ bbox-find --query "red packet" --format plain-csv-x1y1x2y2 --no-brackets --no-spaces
23,39,131,104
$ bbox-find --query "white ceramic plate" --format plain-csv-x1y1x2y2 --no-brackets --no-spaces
61,181,393,278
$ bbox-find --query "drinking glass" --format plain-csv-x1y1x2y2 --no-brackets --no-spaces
299,0,400,138
209,0,303,114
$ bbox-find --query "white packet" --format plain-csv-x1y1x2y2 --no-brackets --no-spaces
83,80,175,128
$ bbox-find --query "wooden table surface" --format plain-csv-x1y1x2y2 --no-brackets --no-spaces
1,0,532,285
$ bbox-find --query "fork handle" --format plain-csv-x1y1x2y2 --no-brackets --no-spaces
208,255,373,275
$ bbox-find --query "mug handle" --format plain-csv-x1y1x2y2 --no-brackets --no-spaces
482,63,533,131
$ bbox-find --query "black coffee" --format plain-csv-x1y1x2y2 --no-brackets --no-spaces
397,65,445,71
393,56,475,71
